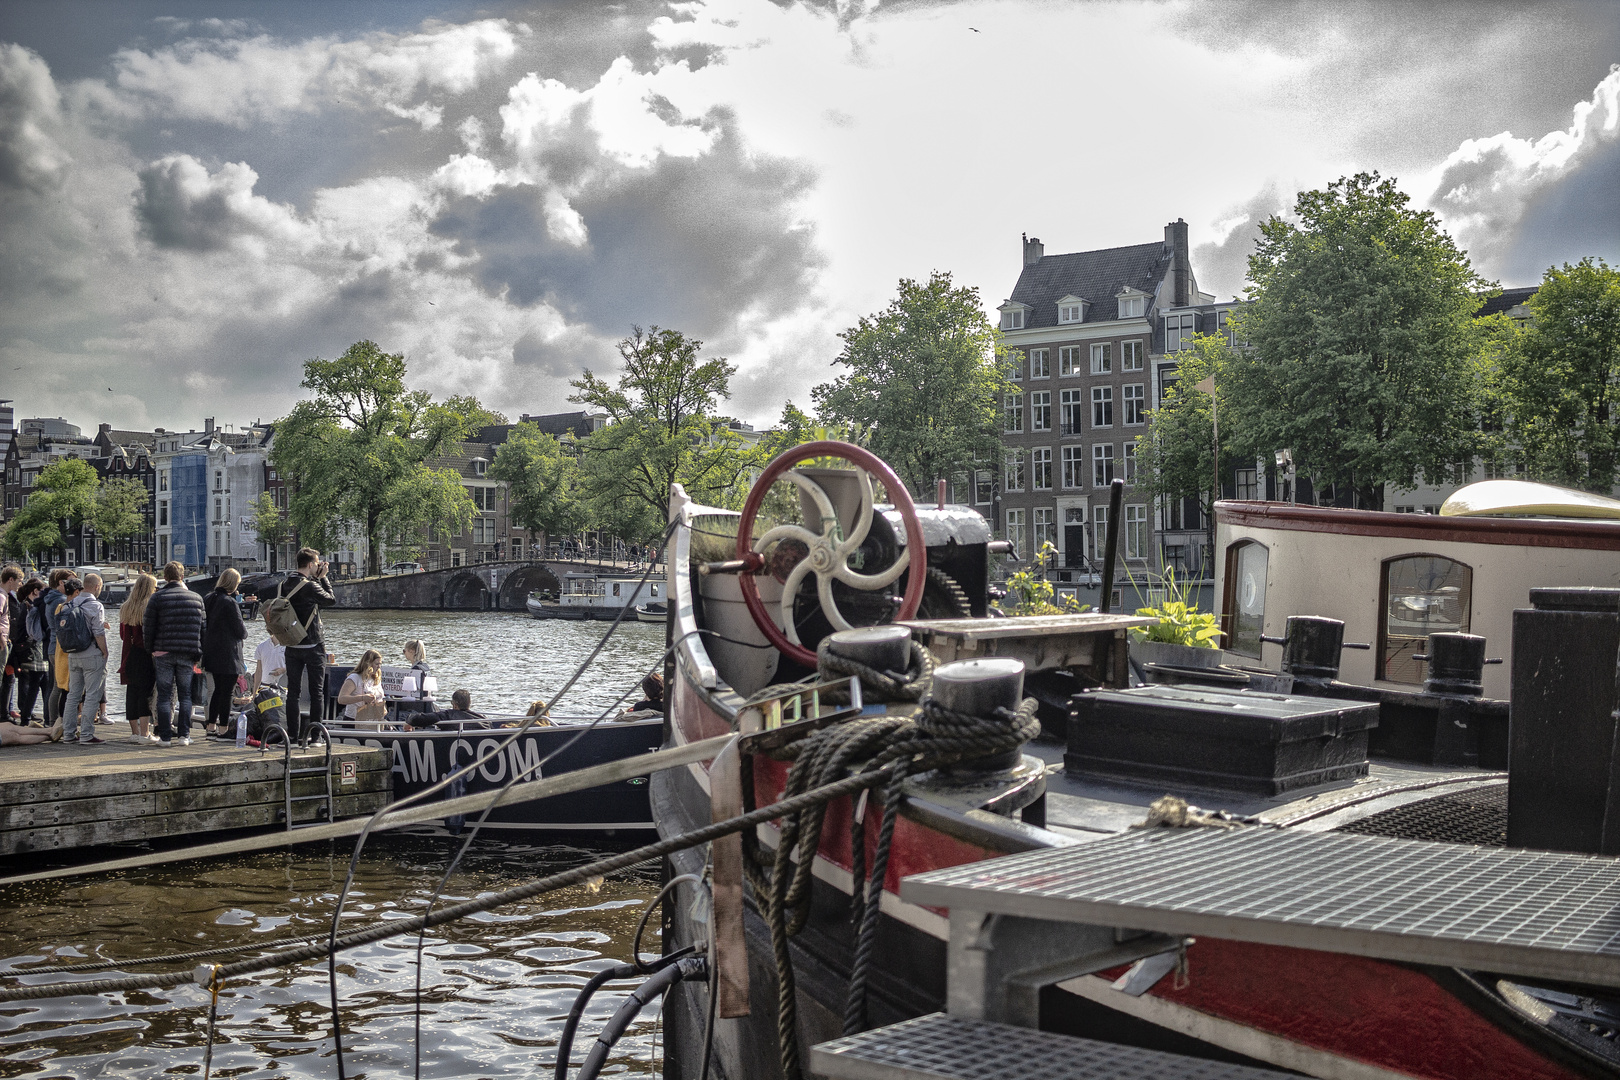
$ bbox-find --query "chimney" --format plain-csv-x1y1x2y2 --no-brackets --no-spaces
1023,233,1044,267
99,422,111,435
204,417,215,434
1165,219,1190,307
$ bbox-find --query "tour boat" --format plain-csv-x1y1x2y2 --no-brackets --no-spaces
525,572,663,620
652,442,1620,1080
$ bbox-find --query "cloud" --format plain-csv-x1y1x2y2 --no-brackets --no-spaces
1191,185,1290,301
134,154,305,250
1427,65,1620,281
0,43,71,193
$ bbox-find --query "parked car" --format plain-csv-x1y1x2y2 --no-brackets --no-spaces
382,561,422,575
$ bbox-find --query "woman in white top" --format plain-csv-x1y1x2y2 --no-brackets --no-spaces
337,649,386,723
252,611,287,693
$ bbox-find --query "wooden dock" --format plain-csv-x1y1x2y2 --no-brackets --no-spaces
0,721,393,856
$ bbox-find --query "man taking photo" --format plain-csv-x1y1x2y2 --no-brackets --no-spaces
275,548,336,743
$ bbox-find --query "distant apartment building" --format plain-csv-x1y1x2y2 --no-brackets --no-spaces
996,221,1214,578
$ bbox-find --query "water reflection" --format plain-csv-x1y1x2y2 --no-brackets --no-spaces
0,838,664,1077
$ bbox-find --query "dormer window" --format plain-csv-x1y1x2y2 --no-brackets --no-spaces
1055,295,1088,325
473,458,488,477
998,302,1029,331
1116,287,1148,320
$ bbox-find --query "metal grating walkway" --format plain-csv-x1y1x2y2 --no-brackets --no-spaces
901,828,1620,989
810,1012,1291,1080
1335,783,1508,846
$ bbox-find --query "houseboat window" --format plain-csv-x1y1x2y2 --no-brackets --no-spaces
613,583,622,596
1381,554,1472,684
1223,540,1269,657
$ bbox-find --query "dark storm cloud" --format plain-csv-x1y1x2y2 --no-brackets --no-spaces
432,123,822,341
0,43,69,194
1191,185,1290,301
1503,135,1620,282
135,155,246,250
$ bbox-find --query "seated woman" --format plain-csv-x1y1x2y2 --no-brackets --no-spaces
336,649,386,727
624,673,664,716
407,688,485,729
525,699,554,727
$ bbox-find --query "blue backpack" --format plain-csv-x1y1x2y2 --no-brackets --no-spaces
54,597,96,654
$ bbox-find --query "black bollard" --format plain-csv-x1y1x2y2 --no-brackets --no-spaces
824,625,912,678
1418,632,1488,697
930,657,1026,772
1279,615,1347,679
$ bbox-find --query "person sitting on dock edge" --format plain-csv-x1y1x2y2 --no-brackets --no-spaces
144,561,206,747
61,573,110,745
269,548,336,744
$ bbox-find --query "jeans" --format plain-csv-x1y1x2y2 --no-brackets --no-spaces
65,650,108,741
153,654,198,741
284,647,325,743
15,670,45,722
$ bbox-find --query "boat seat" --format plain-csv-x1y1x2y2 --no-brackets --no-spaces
811,1012,1291,1079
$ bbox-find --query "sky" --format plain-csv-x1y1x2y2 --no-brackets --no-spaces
1,0,1618,437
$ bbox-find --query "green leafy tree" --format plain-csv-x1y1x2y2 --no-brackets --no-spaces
1226,173,1494,508
489,421,588,546
270,340,480,576
0,458,100,562
1134,333,1245,528
1501,258,1620,490
570,326,762,532
92,477,150,551
249,491,289,548
812,271,1011,497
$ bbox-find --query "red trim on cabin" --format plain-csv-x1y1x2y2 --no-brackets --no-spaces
1216,500,1620,551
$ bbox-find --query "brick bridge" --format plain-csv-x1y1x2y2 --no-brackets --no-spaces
330,560,652,611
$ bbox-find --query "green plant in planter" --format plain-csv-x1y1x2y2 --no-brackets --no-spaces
1129,567,1221,647
1005,542,1090,616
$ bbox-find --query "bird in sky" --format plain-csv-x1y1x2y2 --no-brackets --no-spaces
969,26,979,32
427,300,436,305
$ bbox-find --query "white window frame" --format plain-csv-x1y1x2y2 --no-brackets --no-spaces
1028,349,1050,379
1001,306,1026,331
1091,386,1113,428
1092,506,1109,558
1124,504,1148,559
1005,509,1026,554
1093,443,1115,487
1090,343,1112,375
1033,507,1055,550
1117,294,1145,319
975,470,993,506
1123,443,1138,483
1122,340,1143,372
1030,391,1051,432
1004,394,1024,434
1004,450,1025,492
1059,346,1084,377
1007,352,1025,381
1031,447,1053,491
1061,445,1086,490
1059,389,1085,435
1059,303,1083,324
1123,383,1146,426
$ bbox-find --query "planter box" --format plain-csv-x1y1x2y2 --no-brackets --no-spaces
1130,639,1226,670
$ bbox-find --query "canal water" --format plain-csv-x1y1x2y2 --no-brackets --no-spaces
3,610,672,1078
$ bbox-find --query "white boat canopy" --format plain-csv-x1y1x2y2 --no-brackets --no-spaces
1439,479,1620,519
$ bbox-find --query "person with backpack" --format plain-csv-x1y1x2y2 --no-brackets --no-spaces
60,572,110,745
143,561,206,747
10,579,48,725
267,548,336,743
35,569,73,726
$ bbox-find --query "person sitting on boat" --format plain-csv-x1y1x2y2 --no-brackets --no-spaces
623,673,663,716
251,611,286,693
525,699,554,727
407,688,485,729
337,649,387,727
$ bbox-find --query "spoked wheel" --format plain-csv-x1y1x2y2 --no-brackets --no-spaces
736,441,927,668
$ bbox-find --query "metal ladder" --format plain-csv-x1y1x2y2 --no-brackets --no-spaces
262,723,335,829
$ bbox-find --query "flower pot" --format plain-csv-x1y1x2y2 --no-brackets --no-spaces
1130,639,1226,670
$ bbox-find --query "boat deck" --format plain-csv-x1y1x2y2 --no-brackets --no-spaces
0,720,392,856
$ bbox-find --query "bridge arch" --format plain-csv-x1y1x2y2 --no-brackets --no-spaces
498,564,560,610
442,570,491,610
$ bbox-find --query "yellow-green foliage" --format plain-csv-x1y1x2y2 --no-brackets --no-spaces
1005,542,1089,616
1129,568,1221,647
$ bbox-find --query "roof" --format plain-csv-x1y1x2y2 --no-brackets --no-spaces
1477,286,1537,319
1008,241,1173,327
101,429,159,446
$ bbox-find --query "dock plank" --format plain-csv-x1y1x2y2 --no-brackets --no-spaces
0,771,390,830
2,793,390,853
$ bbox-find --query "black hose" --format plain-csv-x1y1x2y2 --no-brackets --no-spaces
553,948,696,1080
576,956,708,1080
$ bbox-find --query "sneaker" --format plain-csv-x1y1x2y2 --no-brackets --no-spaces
146,733,161,744
178,736,192,746
78,736,104,745
158,738,172,747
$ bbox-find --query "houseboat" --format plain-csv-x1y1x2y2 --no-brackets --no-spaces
650,441,1620,1080
524,571,662,620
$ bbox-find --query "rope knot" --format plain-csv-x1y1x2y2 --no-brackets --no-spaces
816,637,936,703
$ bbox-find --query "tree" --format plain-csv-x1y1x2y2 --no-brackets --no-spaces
489,422,588,546
270,340,480,576
813,272,1011,497
1135,334,1246,530
570,326,762,531
0,458,99,563
249,491,289,549
1226,173,1494,508
92,478,150,552
1502,258,1620,491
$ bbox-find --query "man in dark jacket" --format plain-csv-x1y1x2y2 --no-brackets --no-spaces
36,568,74,726
143,560,206,746
407,688,485,728
277,547,336,743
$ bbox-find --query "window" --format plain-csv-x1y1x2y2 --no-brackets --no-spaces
1005,509,1026,555
1223,540,1269,658
1380,554,1473,685
1033,507,1055,549
1091,386,1113,428
950,472,969,504
1061,445,1086,489
1059,301,1084,324
1125,504,1147,559
1030,391,1051,431
1122,340,1143,372
451,549,465,568
1234,468,1258,500
975,471,993,505
1060,389,1085,435
1001,308,1024,331
159,501,168,526
1007,352,1025,381
1090,343,1112,374
1004,450,1025,492
1004,394,1024,434
159,473,168,492
473,459,488,477
1092,506,1108,558
473,518,496,544
1123,384,1145,426
214,471,223,492
1165,313,1195,351
214,498,222,523
1093,443,1115,487
1118,294,1146,319
1031,447,1053,490
1122,443,1138,483
1028,349,1050,378
1059,346,1084,377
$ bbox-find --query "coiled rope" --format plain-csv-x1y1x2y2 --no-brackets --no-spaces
814,636,936,707
743,648,1039,1080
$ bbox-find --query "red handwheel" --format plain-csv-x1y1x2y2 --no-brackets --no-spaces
736,441,927,669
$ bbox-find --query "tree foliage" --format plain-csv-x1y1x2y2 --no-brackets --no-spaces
249,491,288,549
490,422,588,542
812,272,1011,497
0,458,100,561
92,477,150,543
1134,333,1245,519
1501,258,1620,491
1225,173,1494,506
270,340,479,576
570,326,761,532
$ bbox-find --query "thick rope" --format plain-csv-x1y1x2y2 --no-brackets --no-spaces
814,637,935,705
0,766,893,1005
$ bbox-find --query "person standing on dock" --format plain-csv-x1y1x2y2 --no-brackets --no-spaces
272,548,336,744
35,569,73,726
62,573,110,745
144,561,206,747
119,574,159,743
202,568,247,738
0,565,16,719
9,579,48,724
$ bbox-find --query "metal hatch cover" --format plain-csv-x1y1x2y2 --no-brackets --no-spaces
900,828,1620,989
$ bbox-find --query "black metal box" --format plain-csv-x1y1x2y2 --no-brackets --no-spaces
1065,685,1380,796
